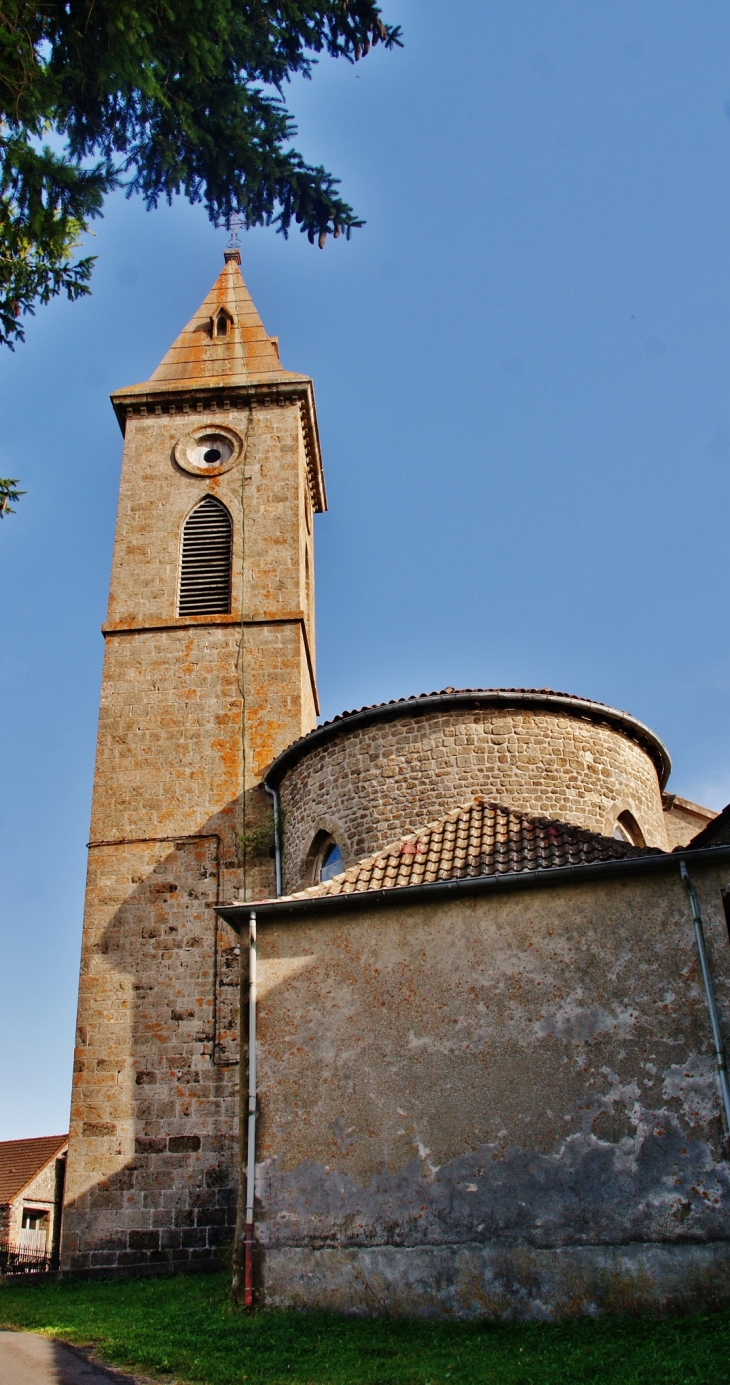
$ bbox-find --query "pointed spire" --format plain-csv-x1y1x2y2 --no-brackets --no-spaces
119,256,306,396
110,255,327,514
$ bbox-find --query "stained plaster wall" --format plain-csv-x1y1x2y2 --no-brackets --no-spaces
245,860,730,1318
62,397,318,1275
279,708,668,893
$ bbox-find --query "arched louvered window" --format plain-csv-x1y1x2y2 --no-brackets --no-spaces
178,496,232,616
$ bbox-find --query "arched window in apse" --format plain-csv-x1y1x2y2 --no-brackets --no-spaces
317,838,343,883
178,496,232,616
612,810,645,847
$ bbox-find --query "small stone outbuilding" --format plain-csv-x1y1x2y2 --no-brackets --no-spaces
0,1135,68,1265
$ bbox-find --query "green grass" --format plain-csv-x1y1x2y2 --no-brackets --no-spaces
3,1272,730,1384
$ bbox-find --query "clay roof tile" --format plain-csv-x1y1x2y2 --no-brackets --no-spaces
0,1135,68,1205
284,799,663,903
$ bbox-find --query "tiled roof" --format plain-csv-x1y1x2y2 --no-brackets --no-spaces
677,801,730,852
291,798,663,901
316,686,608,731
0,1135,68,1205
266,687,671,788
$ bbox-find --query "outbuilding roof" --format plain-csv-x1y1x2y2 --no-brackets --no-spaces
265,687,672,788
0,1134,67,1205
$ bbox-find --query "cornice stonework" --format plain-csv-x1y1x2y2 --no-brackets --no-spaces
110,377,326,514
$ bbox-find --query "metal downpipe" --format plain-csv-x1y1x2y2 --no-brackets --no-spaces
680,860,730,1140
244,909,257,1307
264,780,282,897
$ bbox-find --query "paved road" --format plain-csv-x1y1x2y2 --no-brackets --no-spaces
0,1332,146,1384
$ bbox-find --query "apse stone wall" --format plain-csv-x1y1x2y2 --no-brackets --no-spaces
663,795,717,850
278,703,669,892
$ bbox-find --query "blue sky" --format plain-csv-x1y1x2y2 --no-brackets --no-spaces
3,0,730,1137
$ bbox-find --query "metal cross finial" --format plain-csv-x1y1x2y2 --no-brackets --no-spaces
227,213,241,250
224,212,243,265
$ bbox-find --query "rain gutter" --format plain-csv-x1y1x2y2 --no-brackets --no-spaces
264,689,672,790
263,780,282,897
243,910,257,1307
680,860,730,1138
217,843,730,928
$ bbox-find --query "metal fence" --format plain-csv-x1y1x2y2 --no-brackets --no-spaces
0,1240,52,1275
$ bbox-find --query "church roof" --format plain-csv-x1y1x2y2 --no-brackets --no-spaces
0,1134,67,1205
274,798,663,903
265,687,672,788
678,801,730,851
115,253,309,396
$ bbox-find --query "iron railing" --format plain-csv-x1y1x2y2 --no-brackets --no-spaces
0,1240,53,1275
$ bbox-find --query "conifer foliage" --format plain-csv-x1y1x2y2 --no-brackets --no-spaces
0,0,400,346
0,478,24,516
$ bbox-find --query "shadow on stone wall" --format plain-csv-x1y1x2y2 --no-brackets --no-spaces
61,792,273,1276
62,817,730,1318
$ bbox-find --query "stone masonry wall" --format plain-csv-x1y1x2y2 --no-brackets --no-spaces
63,391,319,1274
279,706,668,892
7,1152,66,1247
663,797,718,851
63,834,239,1274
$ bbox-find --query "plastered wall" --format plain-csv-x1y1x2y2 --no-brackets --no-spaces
246,859,730,1317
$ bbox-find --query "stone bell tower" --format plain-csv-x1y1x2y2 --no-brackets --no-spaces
61,253,325,1274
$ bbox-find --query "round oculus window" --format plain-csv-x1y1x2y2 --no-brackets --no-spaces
174,424,245,476
190,433,234,468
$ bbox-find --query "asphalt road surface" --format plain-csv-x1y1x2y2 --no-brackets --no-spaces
0,1332,146,1384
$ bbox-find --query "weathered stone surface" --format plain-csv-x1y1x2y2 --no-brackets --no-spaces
62,265,321,1274
662,794,717,849
260,1242,730,1319
279,706,669,892
242,861,730,1316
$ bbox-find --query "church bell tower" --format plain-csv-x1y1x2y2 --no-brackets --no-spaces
61,253,325,1273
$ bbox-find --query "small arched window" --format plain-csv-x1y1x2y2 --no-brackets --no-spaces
612,810,645,847
318,840,343,882
306,830,344,884
212,307,232,338
178,496,232,616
